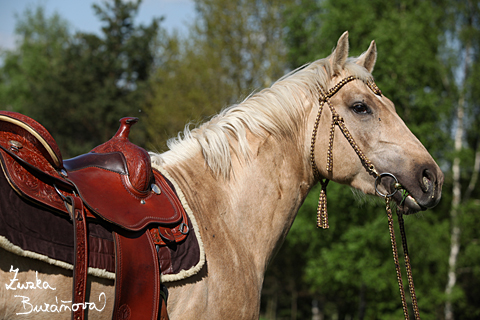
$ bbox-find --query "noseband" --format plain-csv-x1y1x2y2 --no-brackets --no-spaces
310,75,421,320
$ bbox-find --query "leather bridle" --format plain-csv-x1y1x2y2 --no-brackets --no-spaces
309,75,421,320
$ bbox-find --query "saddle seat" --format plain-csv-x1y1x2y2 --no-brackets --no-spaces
62,117,184,231
0,111,185,320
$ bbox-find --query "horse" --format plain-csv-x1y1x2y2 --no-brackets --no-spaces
0,31,443,319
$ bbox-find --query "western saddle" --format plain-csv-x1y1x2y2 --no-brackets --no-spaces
0,111,189,320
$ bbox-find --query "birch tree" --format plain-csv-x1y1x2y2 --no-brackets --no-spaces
444,1,480,319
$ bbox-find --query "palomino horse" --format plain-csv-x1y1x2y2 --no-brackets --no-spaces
0,32,443,319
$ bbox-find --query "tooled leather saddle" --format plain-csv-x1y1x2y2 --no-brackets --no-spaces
0,111,189,320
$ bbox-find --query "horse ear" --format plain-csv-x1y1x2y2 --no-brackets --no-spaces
331,31,349,73
356,40,377,73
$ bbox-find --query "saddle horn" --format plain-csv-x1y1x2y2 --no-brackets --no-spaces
91,117,153,194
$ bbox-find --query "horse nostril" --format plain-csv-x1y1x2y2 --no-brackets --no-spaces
422,169,435,194
423,176,431,192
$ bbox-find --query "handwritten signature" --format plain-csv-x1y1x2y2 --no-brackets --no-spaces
5,266,56,291
14,293,107,315
5,265,106,315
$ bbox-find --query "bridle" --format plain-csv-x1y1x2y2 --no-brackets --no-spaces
310,75,381,228
310,75,421,320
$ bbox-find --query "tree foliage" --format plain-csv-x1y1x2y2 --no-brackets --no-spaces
0,0,161,157
262,0,480,319
145,0,294,151
0,7,70,118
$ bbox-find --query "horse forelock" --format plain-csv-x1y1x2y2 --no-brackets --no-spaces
151,56,374,179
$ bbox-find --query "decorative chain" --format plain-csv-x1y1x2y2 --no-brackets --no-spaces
326,112,336,172
310,100,324,180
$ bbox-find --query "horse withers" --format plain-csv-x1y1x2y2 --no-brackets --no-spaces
0,32,443,319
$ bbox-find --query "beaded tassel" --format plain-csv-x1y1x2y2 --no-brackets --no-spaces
316,180,330,229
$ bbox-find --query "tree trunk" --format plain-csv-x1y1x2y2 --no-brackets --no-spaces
266,290,278,320
445,42,470,320
464,141,480,201
358,284,366,320
312,298,322,320
291,285,298,320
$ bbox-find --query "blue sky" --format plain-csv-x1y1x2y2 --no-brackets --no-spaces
0,0,196,51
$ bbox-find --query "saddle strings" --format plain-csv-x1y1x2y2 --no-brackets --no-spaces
310,76,420,320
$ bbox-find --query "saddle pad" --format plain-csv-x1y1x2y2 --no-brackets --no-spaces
0,167,205,283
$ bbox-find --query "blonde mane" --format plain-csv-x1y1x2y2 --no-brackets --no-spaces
151,56,373,179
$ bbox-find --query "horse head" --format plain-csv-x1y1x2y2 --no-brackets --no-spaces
309,31,443,213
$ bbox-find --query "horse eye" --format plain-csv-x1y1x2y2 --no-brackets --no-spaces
351,102,370,114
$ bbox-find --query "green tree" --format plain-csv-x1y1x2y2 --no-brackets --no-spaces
261,0,462,319
285,0,453,153
145,0,294,151
0,0,162,157
0,7,70,115
442,1,480,319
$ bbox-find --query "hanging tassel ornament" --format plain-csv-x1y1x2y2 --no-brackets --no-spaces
316,179,330,229
311,90,331,229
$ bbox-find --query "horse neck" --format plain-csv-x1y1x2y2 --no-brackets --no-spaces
162,127,314,276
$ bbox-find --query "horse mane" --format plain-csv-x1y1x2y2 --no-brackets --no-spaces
151,56,373,179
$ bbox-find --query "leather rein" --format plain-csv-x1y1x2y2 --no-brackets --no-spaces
310,75,421,320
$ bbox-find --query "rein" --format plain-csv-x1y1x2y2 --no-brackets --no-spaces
310,76,421,319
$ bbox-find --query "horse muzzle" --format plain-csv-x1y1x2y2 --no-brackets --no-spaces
376,164,444,213
411,167,444,209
